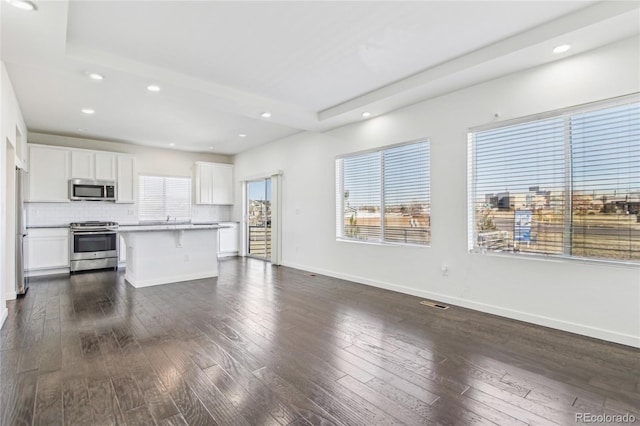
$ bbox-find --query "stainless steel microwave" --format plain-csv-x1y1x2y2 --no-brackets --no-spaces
69,179,116,201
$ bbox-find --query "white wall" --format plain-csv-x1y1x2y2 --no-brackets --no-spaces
1,61,28,316
26,133,233,225
233,37,640,348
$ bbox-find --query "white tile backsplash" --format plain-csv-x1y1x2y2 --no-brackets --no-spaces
26,203,231,226
191,205,231,223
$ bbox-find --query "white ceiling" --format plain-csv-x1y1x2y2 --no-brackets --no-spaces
2,1,639,155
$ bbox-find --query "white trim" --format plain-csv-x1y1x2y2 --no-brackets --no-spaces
239,170,283,182
469,92,640,133
0,307,7,329
124,271,217,288
335,137,429,160
282,261,640,349
270,175,282,265
26,268,69,277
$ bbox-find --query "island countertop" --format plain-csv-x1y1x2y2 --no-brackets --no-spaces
118,223,229,232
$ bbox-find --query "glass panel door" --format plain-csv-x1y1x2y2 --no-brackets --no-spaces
247,179,271,260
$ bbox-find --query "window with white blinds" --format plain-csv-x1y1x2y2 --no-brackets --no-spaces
336,140,430,245
138,175,192,222
469,97,639,263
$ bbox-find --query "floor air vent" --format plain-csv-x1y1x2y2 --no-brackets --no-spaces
420,300,450,310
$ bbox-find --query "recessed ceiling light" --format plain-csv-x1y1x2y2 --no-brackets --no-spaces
6,0,37,11
238,133,247,138
88,72,104,81
553,44,571,54
209,146,213,150
169,143,175,147
361,111,372,118
260,112,271,118
147,85,161,92
81,108,95,115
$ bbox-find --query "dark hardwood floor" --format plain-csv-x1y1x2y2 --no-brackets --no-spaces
1,257,639,425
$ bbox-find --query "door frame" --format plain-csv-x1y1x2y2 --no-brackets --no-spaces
240,171,282,265
246,178,271,261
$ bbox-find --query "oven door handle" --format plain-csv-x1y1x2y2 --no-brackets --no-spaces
71,231,117,235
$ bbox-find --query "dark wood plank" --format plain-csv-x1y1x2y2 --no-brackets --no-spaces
62,377,94,426
252,366,344,426
134,369,180,422
158,413,190,426
34,370,63,426
111,375,145,412
203,364,281,426
124,405,157,426
87,377,126,425
1,259,638,426
2,370,39,426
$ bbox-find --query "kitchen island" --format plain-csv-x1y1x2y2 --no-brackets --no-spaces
118,224,226,288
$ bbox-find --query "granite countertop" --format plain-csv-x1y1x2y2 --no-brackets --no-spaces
26,222,237,230
118,223,229,232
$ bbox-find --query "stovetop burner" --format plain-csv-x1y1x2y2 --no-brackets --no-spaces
70,221,119,230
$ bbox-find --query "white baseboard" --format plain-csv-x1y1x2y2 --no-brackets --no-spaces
0,307,7,329
283,261,640,349
5,291,17,301
218,252,239,258
27,268,69,277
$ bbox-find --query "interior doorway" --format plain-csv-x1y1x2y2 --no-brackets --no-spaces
246,178,272,260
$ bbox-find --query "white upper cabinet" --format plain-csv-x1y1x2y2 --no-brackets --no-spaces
27,145,70,202
28,144,135,203
71,149,116,181
194,162,233,205
195,162,213,204
71,150,94,180
95,153,117,181
116,155,136,204
211,164,234,205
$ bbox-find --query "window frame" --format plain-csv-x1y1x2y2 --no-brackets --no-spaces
336,139,431,247
467,93,640,266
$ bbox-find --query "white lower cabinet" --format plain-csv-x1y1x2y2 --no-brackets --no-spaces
26,228,69,273
218,222,239,257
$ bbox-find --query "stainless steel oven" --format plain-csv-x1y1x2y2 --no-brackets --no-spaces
70,221,119,272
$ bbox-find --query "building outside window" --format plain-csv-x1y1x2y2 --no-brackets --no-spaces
468,96,640,263
336,140,431,246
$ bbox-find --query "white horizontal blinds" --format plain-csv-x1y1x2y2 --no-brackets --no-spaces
138,175,191,222
570,102,640,261
164,177,192,221
383,142,430,244
473,117,566,254
471,97,640,262
138,176,165,222
342,152,382,241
